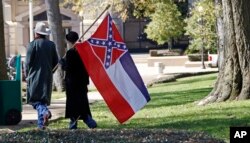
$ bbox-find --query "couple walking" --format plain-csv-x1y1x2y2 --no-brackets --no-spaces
25,22,97,130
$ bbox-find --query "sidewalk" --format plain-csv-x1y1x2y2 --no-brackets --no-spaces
0,92,103,131
24,92,103,121
0,54,218,131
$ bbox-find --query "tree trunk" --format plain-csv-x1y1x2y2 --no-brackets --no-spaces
45,0,65,91
168,38,173,51
198,0,250,105
215,0,224,69
0,0,8,80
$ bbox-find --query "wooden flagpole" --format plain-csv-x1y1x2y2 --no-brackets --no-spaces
52,4,111,73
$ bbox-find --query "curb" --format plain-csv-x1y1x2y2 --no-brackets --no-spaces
146,71,218,87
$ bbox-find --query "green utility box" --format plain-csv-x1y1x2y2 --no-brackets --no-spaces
0,55,22,125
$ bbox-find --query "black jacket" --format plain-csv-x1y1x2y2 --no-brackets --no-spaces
25,38,58,105
61,48,91,119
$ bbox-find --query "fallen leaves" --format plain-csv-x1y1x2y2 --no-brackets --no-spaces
0,129,225,143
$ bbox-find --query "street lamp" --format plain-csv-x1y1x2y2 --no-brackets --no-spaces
197,6,206,69
79,11,84,41
29,0,34,42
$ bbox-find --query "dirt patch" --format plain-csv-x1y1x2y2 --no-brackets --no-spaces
0,129,225,143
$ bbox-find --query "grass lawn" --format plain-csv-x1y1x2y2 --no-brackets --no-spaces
21,73,250,142
51,88,96,100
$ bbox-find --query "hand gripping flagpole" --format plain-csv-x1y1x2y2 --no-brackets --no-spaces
52,4,111,73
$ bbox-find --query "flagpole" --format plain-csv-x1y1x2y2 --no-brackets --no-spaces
53,4,111,73
78,4,111,40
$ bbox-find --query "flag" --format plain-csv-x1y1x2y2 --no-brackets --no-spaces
75,13,150,123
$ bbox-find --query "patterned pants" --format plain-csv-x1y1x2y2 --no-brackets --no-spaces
32,102,50,129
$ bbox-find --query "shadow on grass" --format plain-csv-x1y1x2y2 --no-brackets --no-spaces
95,105,250,141
155,74,217,87
136,115,248,140
147,87,212,108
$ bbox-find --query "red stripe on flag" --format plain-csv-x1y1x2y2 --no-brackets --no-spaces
76,42,135,123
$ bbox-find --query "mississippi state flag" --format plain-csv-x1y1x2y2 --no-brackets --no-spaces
75,13,150,123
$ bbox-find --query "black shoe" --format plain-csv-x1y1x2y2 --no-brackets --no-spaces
84,115,97,129
69,119,78,130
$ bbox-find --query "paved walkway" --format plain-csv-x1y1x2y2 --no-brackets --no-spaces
0,54,218,130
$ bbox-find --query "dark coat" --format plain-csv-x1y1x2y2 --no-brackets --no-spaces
61,48,91,120
25,38,58,105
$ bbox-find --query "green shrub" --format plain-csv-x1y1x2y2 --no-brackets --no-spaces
187,53,208,61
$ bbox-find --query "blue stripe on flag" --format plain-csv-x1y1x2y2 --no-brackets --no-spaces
120,52,151,102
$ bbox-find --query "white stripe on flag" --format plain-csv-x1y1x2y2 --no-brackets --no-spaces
106,60,148,112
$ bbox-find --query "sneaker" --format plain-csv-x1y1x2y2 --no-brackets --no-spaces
43,111,52,127
84,115,97,129
69,119,78,130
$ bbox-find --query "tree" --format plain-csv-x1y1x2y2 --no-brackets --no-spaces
63,0,131,20
144,1,184,45
131,0,186,48
0,0,8,80
45,0,65,91
215,0,224,68
184,0,217,54
63,0,185,47
198,0,250,105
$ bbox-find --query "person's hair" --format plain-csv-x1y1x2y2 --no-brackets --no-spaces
66,31,79,44
36,33,46,39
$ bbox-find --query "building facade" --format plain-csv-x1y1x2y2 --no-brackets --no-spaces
4,0,81,57
3,0,191,58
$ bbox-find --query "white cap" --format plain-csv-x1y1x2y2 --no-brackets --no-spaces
34,22,51,35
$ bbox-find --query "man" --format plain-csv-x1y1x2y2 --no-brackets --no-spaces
60,31,97,129
25,22,58,129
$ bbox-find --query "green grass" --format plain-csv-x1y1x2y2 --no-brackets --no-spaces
51,87,96,100
21,73,250,142
51,91,65,99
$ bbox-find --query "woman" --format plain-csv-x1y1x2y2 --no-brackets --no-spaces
60,31,97,129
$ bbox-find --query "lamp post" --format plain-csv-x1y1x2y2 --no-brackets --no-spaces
79,11,84,41
29,0,34,42
197,6,206,69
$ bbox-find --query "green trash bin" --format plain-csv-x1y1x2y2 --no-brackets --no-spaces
0,55,22,125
